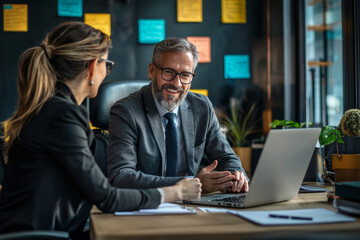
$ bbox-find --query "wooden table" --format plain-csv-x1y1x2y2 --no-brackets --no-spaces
90,184,360,240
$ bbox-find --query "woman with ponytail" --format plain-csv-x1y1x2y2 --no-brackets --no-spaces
0,22,201,240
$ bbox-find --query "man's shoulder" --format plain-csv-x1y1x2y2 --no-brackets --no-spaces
186,91,212,109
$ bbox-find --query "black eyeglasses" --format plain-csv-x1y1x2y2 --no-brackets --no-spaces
98,58,115,75
153,63,195,84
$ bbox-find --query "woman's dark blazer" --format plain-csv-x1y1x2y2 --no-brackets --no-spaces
0,83,160,235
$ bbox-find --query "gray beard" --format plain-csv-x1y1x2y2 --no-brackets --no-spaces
152,80,188,111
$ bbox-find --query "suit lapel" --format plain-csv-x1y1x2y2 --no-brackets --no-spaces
180,98,195,176
143,85,166,176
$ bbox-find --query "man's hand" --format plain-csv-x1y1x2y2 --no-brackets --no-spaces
228,171,249,193
196,160,236,193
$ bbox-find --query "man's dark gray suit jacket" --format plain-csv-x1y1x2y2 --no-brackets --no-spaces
107,84,246,189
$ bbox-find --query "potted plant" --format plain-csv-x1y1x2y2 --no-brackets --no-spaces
318,125,344,184
270,119,311,129
318,125,344,147
221,102,261,177
320,109,360,183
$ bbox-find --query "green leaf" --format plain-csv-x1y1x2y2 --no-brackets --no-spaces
222,103,261,147
299,122,312,128
270,120,312,129
319,126,344,146
269,119,282,128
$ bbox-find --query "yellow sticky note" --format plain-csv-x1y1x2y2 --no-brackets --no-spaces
84,13,111,36
3,4,28,32
221,0,246,24
187,36,211,63
177,0,202,22
190,89,208,97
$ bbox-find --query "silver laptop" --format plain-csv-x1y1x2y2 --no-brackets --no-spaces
184,128,321,208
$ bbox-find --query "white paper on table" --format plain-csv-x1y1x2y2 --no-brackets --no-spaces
114,203,197,216
228,208,355,225
198,207,229,213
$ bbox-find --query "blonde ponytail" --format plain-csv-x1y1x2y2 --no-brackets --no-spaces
3,21,111,151
4,45,56,149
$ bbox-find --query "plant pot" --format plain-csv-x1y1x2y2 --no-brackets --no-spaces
324,136,360,171
332,154,360,182
323,136,360,183
233,147,252,178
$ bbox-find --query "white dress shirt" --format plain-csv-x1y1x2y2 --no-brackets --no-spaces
153,96,188,176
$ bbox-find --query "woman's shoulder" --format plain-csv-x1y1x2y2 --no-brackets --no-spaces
44,95,88,125
17,96,88,150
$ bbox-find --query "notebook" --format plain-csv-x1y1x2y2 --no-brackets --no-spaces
184,128,321,208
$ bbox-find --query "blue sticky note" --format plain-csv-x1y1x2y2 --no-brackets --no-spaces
224,55,250,79
138,19,165,44
58,0,82,17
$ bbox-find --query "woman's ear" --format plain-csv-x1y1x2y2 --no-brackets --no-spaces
87,59,97,81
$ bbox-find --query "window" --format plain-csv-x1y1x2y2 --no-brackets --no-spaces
304,0,343,126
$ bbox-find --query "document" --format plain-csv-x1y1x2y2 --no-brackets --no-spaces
198,207,229,213
228,208,355,225
114,203,197,216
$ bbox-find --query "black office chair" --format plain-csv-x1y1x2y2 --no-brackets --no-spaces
0,230,70,240
89,80,150,176
90,80,150,130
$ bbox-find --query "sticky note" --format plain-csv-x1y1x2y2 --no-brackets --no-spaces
138,19,165,44
58,0,83,17
221,0,246,24
3,4,28,32
187,36,211,63
224,55,250,79
84,13,111,36
190,89,208,97
177,0,203,22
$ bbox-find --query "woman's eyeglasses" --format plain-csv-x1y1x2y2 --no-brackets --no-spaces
98,58,115,75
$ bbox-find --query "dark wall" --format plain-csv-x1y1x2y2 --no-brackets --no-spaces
0,0,267,122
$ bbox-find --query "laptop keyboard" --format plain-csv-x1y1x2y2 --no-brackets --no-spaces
211,195,246,203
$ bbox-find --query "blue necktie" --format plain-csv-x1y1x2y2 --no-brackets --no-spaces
164,112,179,177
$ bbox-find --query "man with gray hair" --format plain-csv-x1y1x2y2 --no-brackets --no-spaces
108,37,249,193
